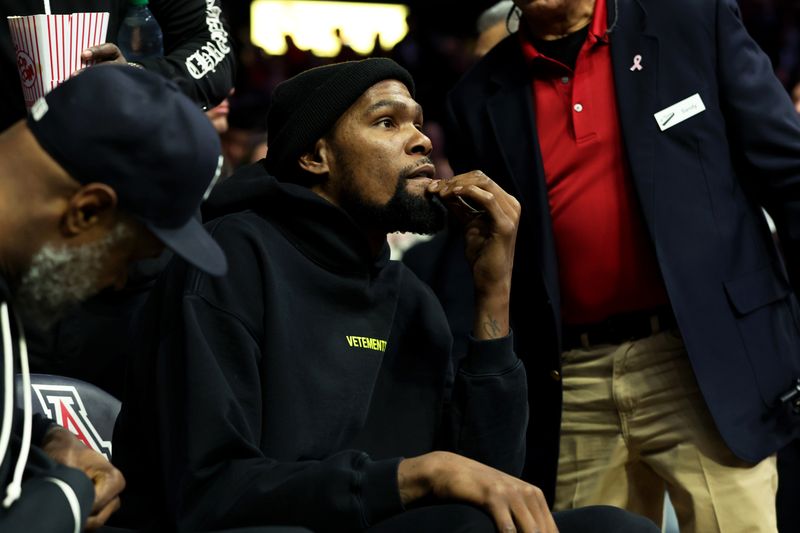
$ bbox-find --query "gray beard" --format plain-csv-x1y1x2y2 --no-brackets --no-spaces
13,223,131,329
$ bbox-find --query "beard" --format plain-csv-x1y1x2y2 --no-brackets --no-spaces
13,223,131,329
337,156,448,235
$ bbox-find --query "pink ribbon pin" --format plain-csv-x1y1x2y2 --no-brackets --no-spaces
630,54,643,71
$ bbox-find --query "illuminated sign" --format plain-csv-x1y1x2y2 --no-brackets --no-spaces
251,1,409,57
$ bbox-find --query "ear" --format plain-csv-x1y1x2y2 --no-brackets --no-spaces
297,138,331,177
61,183,119,237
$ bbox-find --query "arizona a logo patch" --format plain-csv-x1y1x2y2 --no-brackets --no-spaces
32,384,113,460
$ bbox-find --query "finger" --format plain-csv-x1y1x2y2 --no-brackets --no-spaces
441,176,518,228
430,179,479,214
509,498,539,533
524,486,558,533
540,506,559,533
438,183,493,213
450,185,515,236
462,176,519,224
446,171,516,214
82,43,124,63
82,44,108,59
456,195,486,215
84,497,120,530
545,511,559,533
91,468,126,511
489,504,518,533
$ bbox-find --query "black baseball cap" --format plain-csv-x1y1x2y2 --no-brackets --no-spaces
27,65,227,276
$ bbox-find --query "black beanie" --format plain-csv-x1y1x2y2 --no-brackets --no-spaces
264,58,415,180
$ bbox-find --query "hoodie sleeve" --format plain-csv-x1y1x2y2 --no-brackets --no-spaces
445,332,528,477
137,0,235,109
0,443,94,533
32,413,56,446
151,279,404,532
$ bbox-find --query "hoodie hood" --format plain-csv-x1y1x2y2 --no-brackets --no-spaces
203,161,390,277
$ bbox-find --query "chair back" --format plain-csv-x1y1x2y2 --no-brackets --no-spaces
15,373,121,460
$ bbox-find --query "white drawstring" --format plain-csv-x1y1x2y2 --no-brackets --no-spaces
0,302,81,529
3,308,31,508
0,303,15,476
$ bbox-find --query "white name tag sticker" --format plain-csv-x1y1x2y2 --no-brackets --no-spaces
654,93,706,131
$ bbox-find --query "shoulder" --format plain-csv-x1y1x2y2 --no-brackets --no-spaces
626,0,724,31
449,35,523,103
205,209,270,241
202,211,276,264
169,211,278,299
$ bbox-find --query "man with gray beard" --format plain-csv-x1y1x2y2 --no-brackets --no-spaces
0,64,227,532
15,223,136,328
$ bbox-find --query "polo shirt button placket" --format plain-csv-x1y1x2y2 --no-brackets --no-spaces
574,103,584,112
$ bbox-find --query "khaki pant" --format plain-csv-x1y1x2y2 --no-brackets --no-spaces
554,329,778,533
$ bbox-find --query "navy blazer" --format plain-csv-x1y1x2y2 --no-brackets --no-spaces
445,0,800,500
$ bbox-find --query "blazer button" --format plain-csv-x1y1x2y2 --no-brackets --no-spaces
549,370,561,381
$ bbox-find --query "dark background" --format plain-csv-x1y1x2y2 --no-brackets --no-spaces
214,0,800,167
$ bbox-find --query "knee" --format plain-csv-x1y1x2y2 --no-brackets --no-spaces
554,505,661,533
430,504,496,533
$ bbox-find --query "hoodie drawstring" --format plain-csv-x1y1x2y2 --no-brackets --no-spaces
0,303,82,532
2,306,31,508
0,303,14,476
0,302,33,509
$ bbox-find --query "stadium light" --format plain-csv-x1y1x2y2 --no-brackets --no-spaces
251,1,410,57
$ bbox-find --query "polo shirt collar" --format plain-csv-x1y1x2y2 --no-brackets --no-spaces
518,0,609,62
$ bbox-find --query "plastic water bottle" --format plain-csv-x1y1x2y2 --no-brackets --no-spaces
117,0,164,62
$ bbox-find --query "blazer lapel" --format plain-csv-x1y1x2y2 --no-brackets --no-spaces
486,45,562,325
610,0,659,227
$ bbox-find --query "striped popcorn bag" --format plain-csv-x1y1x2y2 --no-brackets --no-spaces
7,11,109,110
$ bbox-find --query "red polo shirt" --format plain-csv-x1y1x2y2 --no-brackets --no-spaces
520,0,668,324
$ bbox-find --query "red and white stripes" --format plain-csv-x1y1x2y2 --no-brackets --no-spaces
7,12,109,109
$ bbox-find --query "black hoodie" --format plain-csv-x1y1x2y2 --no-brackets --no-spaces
112,162,528,532
0,274,95,531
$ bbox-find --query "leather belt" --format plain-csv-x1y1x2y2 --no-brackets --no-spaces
562,306,677,350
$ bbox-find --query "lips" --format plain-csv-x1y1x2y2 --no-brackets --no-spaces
406,163,436,180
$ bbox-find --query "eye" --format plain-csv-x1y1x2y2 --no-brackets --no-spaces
377,118,395,128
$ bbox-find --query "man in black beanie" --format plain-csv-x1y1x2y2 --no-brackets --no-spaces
113,58,659,533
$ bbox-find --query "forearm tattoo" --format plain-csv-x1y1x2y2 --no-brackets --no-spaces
482,316,502,338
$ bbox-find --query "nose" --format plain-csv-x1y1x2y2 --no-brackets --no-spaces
407,127,432,157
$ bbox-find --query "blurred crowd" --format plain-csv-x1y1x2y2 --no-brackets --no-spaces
739,0,800,91
214,0,800,179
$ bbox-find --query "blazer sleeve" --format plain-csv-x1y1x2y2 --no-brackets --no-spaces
444,94,483,176
714,0,800,286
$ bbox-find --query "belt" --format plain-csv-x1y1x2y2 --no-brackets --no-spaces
562,306,677,350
